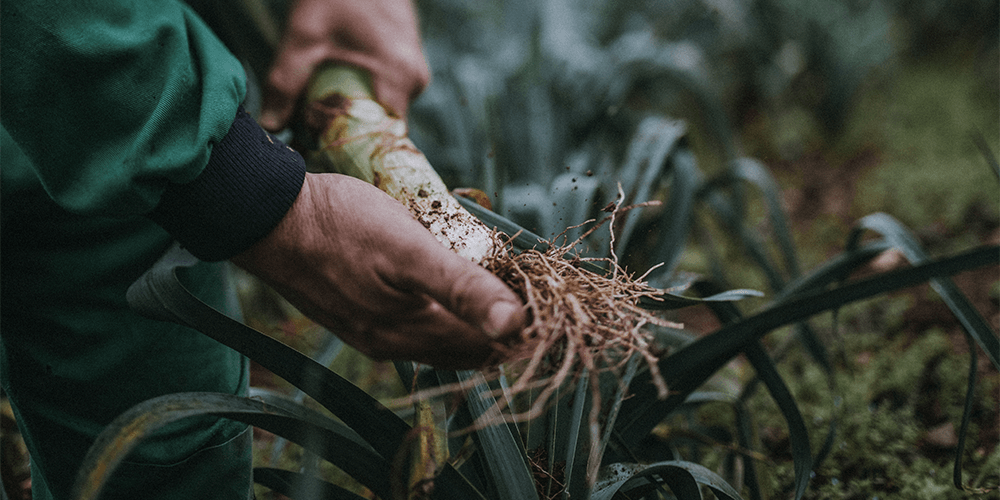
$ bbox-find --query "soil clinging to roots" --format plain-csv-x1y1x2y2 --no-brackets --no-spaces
396,191,680,486
482,208,681,425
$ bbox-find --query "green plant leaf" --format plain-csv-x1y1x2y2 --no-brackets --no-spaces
591,460,744,500
639,287,766,311
956,331,990,494
773,241,893,301
971,131,1000,181
547,171,606,251
614,244,998,448
732,395,765,500
457,195,553,253
71,392,391,500
126,248,494,499
562,368,593,500
694,282,812,500
698,166,841,478
634,390,764,499
646,145,702,280
730,158,802,279
699,178,785,293
847,213,1000,492
439,370,539,500
614,116,687,256
434,465,491,500
613,44,738,162
125,244,411,460
848,213,999,370
594,355,642,474
269,332,345,465
253,467,366,500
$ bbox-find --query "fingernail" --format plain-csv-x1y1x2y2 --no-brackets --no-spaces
484,301,520,339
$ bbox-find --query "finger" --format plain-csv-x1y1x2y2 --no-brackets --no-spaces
391,246,527,344
362,303,501,370
260,47,327,131
369,63,428,120
370,79,410,121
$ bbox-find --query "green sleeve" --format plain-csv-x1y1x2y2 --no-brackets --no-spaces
0,0,248,217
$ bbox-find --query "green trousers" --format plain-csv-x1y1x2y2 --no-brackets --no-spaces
1,127,254,499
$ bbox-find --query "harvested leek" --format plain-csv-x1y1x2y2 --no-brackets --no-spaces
302,65,677,448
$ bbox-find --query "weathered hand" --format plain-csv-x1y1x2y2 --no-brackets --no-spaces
259,0,430,130
231,173,526,369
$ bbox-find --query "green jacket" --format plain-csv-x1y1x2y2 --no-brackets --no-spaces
1,1,306,498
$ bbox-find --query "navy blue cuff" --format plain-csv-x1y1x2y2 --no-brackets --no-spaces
148,106,306,261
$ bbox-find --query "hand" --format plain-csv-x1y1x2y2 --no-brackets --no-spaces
259,0,430,130
231,173,526,369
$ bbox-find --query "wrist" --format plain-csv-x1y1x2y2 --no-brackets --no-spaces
147,106,307,261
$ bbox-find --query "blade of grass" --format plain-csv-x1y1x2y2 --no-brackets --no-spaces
722,241,895,479
744,242,903,487
248,386,370,451
592,461,700,500
698,176,786,292
128,248,491,500
542,384,566,499
774,241,893,301
733,396,765,500
668,391,767,496
700,171,835,398
699,176,840,477
639,288,765,311
745,342,813,499
955,331,994,493
593,355,642,473
433,466,490,500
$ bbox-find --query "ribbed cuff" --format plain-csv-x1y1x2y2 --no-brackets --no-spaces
148,106,306,261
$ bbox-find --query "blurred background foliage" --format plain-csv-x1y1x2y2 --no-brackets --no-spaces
409,0,997,237
407,0,997,305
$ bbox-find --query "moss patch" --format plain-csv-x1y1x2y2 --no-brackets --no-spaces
744,314,999,499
